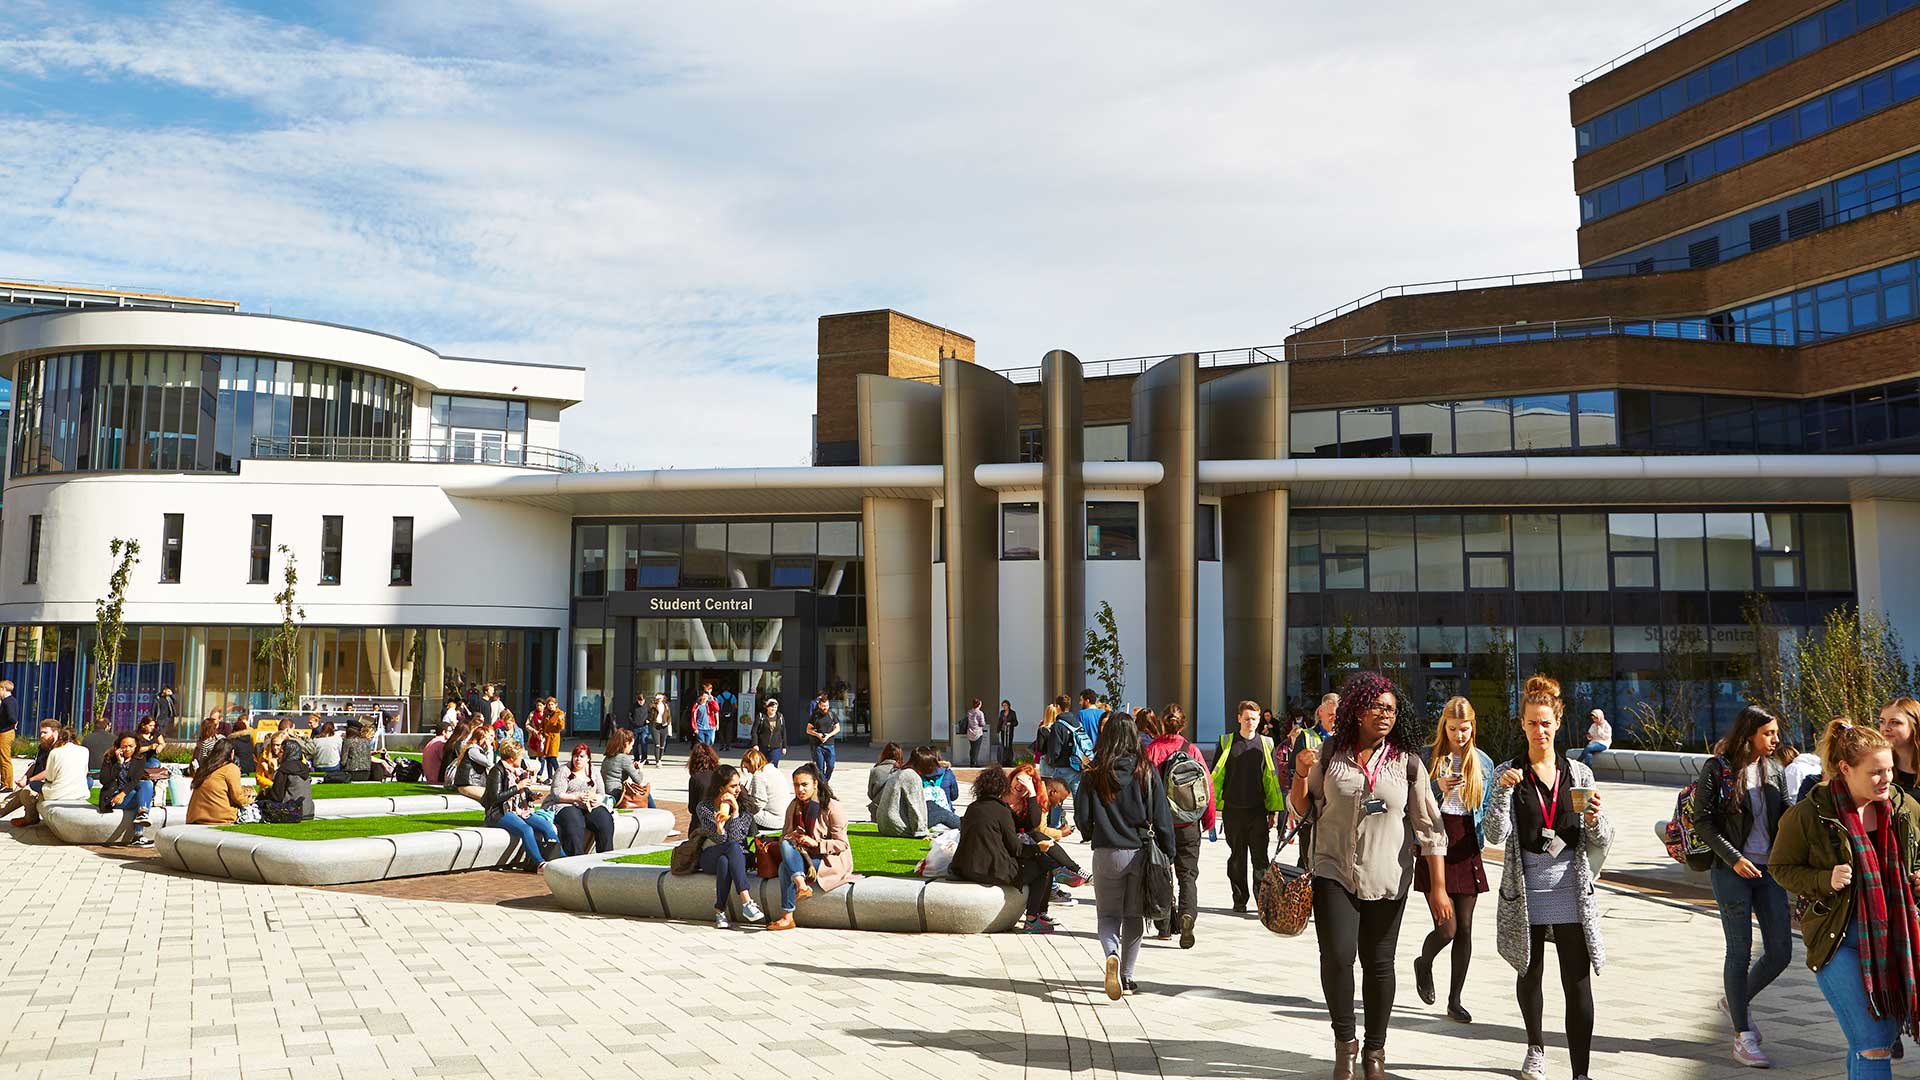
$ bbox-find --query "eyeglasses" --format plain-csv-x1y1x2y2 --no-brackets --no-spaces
1364,704,1398,719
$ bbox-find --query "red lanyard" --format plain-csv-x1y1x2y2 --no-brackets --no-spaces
1534,765,1561,828
1358,746,1388,795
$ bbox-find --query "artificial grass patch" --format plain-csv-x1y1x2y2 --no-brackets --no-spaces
611,823,929,878
216,811,483,839
311,781,448,800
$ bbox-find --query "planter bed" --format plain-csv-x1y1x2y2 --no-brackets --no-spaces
38,793,482,846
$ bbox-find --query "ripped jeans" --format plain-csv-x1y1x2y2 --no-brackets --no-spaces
1816,922,1900,1080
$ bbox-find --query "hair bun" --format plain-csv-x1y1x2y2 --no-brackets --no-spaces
1523,675,1562,699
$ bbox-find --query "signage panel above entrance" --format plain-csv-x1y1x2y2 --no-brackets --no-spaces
613,590,802,618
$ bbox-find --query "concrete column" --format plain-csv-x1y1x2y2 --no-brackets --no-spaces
1132,353,1197,718
1851,498,1920,638
941,359,1019,761
1200,363,1290,717
1041,349,1086,706
857,374,943,747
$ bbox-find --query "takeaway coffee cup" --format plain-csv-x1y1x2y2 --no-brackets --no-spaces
1569,786,1595,813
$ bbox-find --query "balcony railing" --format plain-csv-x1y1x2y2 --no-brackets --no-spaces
1287,315,1800,361
911,346,1286,386
251,436,584,472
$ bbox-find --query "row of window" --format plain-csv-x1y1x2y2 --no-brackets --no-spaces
1292,393,1620,458
987,501,1220,562
1575,0,1915,156
23,513,415,587
573,519,863,597
1580,57,1920,224
1593,149,1920,275
1287,510,1853,595
427,394,529,463
1016,423,1130,464
9,352,416,477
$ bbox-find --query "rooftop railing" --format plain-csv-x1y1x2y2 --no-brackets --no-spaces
1286,315,1798,361
251,436,584,472
1575,0,1750,84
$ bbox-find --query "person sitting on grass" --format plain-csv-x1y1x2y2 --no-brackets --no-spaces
337,721,374,782
483,741,555,871
869,742,905,803
96,734,154,847
951,765,1056,933
265,728,316,820
742,746,792,831
870,743,929,838
769,762,851,930
692,764,766,929
546,742,616,857
186,740,252,825
310,720,343,773
912,746,962,831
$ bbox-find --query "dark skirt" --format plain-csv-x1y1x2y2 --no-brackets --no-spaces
1415,811,1489,896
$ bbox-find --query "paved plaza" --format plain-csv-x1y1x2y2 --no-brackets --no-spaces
0,756,1861,1079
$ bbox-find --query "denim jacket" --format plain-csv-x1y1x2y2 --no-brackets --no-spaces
1428,748,1499,850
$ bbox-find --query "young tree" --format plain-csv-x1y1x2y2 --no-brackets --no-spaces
254,545,307,711
1083,600,1126,708
90,538,141,725
1790,604,1914,738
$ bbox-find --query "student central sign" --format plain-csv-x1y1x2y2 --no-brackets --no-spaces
620,590,801,618
646,595,756,614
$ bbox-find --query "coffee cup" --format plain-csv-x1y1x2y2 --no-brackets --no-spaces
1569,786,1594,813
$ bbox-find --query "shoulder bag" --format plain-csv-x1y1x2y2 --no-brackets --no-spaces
668,835,706,876
1257,809,1315,936
1139,779,1175,922
751,835,781,878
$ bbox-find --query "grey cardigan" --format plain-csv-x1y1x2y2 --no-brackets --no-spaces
1484,756,1614,977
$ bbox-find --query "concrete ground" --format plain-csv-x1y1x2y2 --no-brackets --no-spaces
0,749,1866,1079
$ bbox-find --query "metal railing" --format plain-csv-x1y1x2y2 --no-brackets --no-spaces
1575,0,1750,83
251,435,584,472
1287,315,1799,361
911,346,1286,386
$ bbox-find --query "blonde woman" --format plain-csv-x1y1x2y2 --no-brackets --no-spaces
1877,697,1920,794
1412,697,1496,1025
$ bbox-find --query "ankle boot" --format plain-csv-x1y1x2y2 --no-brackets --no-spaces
1333,1039,1360,1080
1362,1047,1386,1080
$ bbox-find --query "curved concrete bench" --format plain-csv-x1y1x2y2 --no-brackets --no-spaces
155,808,675,886
544,852,1025,933
1585,749,1711,785
40,794,482,846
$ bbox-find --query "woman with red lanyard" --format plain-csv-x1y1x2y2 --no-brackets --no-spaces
1486,676,1612,1080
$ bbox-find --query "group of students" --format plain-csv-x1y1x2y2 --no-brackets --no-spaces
438,685,567,781
0,716,178,844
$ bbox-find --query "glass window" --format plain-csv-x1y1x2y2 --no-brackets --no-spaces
1291,410,1337,458
1368,514,1416,592
390,517,413,586
1654,393,1705,449
772,521,816,554
1803,512,1853,589
1656,513,1706,590
320,515,343,586
1084,424,1129,463
159,513,183,583
1288,519,1320,592
1575,391,1618,448
727,522,772,589
1561,514,1609,590
1416,514,1464,592
1609,513,1656,552
1512,395,1572,451
1705,512,1755,591
683,524,728,587
1338,408,1394,457
1197,503,1219,562
1001,503,1040,560
1613,553,1656,588
1462,513,1510,553
249,515,272,584
1396,402,1452,456
1321,514,1367,590
1086,501,1140,560
1468,555,1509,589
1513,513,1560,591
1454,399,1512,454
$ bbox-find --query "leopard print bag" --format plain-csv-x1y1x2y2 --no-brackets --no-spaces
1257,813,1315,936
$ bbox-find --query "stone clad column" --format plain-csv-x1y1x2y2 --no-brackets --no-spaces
1041,350,1086,709
1132,354,1198,717
858,374,942,745
941,360,1019,760
1199,363,1290,714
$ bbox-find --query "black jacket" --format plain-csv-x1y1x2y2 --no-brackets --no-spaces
1075,755,1176,859
96,756,143,815
1691,754,1787,868
951,798,1022,885
266,739,316,819
228,731,256,774
753,712,787,752
0,694,17,735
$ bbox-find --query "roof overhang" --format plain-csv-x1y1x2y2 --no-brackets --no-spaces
441,465,942,516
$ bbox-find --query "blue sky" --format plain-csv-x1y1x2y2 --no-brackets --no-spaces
0,0,1713,469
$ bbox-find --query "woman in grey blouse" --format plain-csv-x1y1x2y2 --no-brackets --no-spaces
1289,671,1450,1080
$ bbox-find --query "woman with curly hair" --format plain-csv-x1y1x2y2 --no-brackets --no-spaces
1288,671,1450,1080
685,739,722,810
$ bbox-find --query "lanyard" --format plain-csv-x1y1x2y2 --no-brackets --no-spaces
1358,745,1389,795
1533,765,1561,829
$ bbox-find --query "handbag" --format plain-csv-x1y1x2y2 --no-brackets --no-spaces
1258,811,1315,936
668,836,706,876
260,798,304,824
616,781,649,810
1140,818,1174,923
751,835,781,879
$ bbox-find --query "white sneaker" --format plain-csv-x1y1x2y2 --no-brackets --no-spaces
1519,1045,1547,1080
713,909,731,930
1733,1031,1772,1069
1720,997,1761,1042
740,899,766,923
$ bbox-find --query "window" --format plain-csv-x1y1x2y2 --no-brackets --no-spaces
1084,424,1129,462
1291,410,1337,458
239,515,274,588
1397,402,1453,455
1575,391,1618,448
1086,502,1139,560
1197,503,1219,562
320,516,343,585
160,513,183,583
933,507,945,563
1454,399,1512,454
1321,515,1368,590
575,524,609,594
1415,515,1464,592
1338,408,1394,457
1288,519,1320,592
1001,503,1040,560
1656,513,1706,590
1018,428,1043,464
1512,395,1572,452
1368,515,1416,591
390,516,414,586
430,393,528,464
24,515,41,585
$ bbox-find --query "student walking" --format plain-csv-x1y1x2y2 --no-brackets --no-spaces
1077,714,1176,1000
806,695,839,782
647,692,670,767
1290,692,1340,868
1213,700,1283,914
1412,696,1495,1025
1289,671,1450,1080
1143,703,1215,949
1690,705,1794,1068
1773,719,1920,1080
1486,676,1613,1080
752,698,787,766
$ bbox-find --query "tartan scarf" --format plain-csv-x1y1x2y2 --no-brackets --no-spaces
1834,783,1920,1035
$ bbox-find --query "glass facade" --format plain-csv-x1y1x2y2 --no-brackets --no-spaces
0,623,556,735
428,394,528,464
1581,56,1920,223
1286,507,1856,745
1015,423,1131,463
9,351,414,476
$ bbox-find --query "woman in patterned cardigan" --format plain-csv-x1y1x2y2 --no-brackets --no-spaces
1485,675,1614,1080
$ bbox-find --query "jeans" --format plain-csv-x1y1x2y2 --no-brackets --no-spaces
552,804,615,857
778,840,816,911
768,748,784,766
1313,877,1409,1053
1155,822,1203,935
698,839,751,910
1569,741,1609,765
1223,807,1271,909
638,727,653,760
928,802,962,831
813,745,836,782
696,728,714,746
1057,768,1082,805
493,811,559,868
540,756,559,782
1709,862,1795,1032
1818,923,1902,1080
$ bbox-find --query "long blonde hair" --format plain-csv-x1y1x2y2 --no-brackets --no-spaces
1429,696,1483,810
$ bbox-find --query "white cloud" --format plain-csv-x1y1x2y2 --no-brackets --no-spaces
0,0,1710,467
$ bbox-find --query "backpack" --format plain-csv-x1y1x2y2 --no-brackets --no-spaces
1662,758,1730,872
1160,743,1211,825
1047,720,1080,770
1067,718,1096,771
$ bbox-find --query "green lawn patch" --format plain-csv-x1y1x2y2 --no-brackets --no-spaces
311,781,447,800
611,823,929,878
216,812,483,839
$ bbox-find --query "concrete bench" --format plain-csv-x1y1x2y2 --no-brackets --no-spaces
155,808,675,886
39,794,482,846
543,852,1026,933
1585,749,1711,786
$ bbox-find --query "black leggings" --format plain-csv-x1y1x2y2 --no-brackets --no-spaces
1519,922,1594,1076
1418,891,1480,1005
1313,878,1409,1052
553,804,615,857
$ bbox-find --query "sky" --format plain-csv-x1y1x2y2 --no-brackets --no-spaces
0,0,1714,470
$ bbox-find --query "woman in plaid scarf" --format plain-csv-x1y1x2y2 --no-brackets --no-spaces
1774,719,1920,1080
